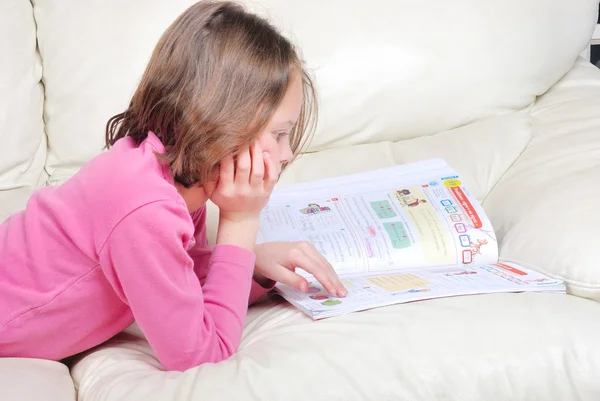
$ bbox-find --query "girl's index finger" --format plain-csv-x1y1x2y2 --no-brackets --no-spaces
328,270,347,297
330,267,347,297
308,246,347,297
333,275,348,297
289,245,340,296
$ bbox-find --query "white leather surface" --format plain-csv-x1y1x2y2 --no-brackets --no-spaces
0,358,75,401
484,58,600,301
0,0,47,222
72,293,600,401
31,0,195,185
31,0,598,184
241,0,596,151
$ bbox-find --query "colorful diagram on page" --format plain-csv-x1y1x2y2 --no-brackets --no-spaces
369,200,397,219
382,222,411,249
393,186,454,265
438,179,498,264
367,273,431,293
299,203,332,215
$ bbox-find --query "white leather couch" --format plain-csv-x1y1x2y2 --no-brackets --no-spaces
2,1,600,400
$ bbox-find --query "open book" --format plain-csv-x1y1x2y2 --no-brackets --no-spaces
257,158,565,319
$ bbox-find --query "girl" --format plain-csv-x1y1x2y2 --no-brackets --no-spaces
0,1,346,372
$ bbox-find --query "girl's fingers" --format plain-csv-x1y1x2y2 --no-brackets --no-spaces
219,155,235,186
250,142,265,186
288,244,344,296
234,148,251,185
266,265,309,292
305,253,347,297
263,151,278,189
310,249,347,297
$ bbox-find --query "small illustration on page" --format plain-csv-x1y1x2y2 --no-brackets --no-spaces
367,225,377,237
395,189,428,208
322,299,342,307
364,238,375,257
406,288,432,293
299,203,332,215
392,186,454,265
469,239,488,256
383,222,411,249
370,200,397,219
444,269,477,277
526,278,551,284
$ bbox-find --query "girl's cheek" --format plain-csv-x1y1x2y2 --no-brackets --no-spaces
259,135,275,153
257,137,270,154
257,134,283,162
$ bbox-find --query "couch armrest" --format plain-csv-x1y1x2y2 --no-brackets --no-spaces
0,358,75,401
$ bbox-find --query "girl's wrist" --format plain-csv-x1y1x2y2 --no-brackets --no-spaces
219,211,261,224
216,216,260,251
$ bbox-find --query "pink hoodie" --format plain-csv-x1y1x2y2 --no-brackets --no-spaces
0,132,272,371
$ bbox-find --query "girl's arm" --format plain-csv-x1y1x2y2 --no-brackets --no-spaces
189,206,275,305
99,200,254,372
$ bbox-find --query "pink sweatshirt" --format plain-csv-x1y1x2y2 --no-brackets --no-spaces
0,132,273,371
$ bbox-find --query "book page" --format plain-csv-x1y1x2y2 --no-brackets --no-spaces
257,159,498,277
275,262,566,319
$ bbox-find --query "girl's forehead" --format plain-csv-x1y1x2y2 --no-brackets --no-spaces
270,77,303,126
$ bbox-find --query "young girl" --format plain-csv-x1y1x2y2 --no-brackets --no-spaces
0,1,346,372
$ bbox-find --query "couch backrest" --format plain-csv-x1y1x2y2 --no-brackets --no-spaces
0,0,47,220
2,0,598,193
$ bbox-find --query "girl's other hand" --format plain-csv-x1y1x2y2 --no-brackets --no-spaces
253,241,348,297
210,142,278,223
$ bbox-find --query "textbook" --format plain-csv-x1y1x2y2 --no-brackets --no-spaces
256,158,565,319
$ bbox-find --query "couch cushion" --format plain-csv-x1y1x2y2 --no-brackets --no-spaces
31,0,200,186
483,59,600,302
0,358,75,401
71,293,600,401
242,0,597,151
0,0,47,222
31,0,597,184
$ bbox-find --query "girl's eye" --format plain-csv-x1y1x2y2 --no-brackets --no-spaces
273,132,289,140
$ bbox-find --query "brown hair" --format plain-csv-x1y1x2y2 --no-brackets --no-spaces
105,0,317,187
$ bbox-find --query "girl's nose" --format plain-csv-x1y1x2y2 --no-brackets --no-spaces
280,141,294,164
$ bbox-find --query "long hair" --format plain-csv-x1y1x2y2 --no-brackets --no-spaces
105,1,317,187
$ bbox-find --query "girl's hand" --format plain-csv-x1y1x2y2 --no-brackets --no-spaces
210,142,278,223
253,241,348,297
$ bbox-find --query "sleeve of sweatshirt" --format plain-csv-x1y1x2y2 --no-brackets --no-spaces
188,206,275,305
98,200,255,372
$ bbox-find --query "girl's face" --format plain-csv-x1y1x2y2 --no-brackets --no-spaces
256,71,303,175
176,72,304,213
